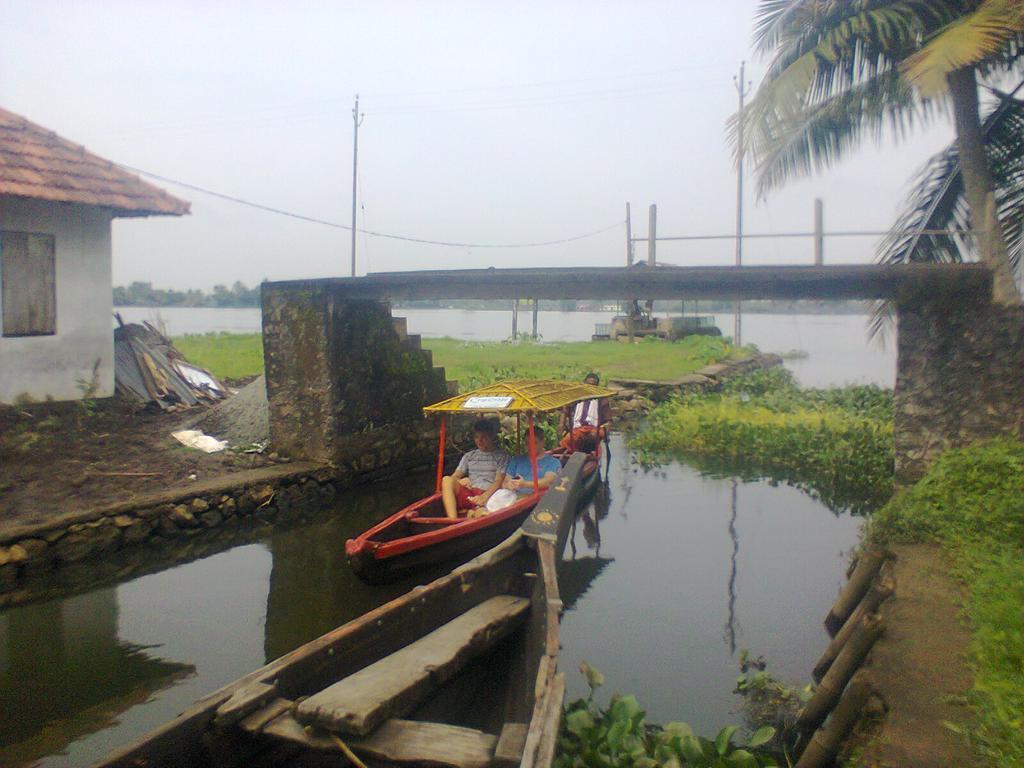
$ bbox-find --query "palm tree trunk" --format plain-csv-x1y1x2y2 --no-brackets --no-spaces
948,67,1021,305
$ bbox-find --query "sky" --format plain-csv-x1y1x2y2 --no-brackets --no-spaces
2,0,957,291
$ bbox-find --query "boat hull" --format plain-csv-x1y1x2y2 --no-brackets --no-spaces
346,455,600,584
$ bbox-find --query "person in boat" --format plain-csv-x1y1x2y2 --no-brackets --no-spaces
558,372,611,453
484,429,561,512
503,429,561,494
441,418,510,519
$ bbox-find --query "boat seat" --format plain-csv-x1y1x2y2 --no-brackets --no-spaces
241,699,500,768
295,594,530,735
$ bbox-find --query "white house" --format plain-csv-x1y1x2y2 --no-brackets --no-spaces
0,108,189,404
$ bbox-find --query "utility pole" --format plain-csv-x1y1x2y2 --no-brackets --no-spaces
813,198,824,266
625,202,633,266
648,204,657,266
351,94,364,277
733,62,751,346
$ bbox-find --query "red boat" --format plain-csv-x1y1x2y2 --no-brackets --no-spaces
345,379,613,584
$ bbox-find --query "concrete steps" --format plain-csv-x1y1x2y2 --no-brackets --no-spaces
391,314,456,397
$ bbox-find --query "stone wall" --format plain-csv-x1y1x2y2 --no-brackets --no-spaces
608,353,784,417
895,301,1024,483
0,467,336,606
262,286,450,471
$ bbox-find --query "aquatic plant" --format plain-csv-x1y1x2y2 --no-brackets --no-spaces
632,369,894,515
557,663,778,768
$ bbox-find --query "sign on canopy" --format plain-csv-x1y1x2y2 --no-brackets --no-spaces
462,395,515,409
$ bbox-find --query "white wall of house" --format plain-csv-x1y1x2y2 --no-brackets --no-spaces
0,197,114,404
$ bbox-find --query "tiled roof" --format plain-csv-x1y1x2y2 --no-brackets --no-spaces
0,108,189,217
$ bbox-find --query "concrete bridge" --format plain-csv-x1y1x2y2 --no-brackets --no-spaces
261,264,1023,486
265,263,991,301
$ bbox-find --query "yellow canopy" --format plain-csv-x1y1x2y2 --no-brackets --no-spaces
424,379,617,414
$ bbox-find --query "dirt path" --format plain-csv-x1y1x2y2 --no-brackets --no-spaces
0,395,281,534
858,544,977,767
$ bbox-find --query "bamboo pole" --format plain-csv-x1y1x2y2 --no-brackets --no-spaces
797,614,884,731
825,549,887,635
814,572,894,681
795,671,874,768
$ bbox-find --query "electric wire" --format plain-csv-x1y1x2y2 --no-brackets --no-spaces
118,163,623,249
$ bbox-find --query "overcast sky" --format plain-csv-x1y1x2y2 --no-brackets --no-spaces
2,0,956,290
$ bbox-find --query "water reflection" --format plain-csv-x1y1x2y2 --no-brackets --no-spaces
558,434,862,732
563,475,615,613
263,492,440,661
0,473,437,767
0,590,193,766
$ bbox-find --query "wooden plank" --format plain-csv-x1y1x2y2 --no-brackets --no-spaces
214,680,278,726
253,708,498,768
534,672,566,768
296,595,530,735
493,722,529,767
0,231,56,336
520,660,557,768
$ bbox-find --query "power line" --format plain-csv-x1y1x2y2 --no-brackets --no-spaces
95,64,723,137
118,163,622,249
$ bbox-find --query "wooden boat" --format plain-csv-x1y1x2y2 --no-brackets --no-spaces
95,453,590,768
346,379,614,584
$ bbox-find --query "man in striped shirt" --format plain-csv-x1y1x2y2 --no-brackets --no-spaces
441,418,510,518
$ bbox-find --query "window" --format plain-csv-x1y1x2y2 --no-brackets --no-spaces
1,230,56,337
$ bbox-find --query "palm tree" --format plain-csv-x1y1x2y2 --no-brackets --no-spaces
735,0,1024,305
870,84,1023,338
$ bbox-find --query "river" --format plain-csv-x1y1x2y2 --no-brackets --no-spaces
114,305,895,388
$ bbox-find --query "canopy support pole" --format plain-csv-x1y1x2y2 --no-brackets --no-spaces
435,414,447,493
528,414,539,494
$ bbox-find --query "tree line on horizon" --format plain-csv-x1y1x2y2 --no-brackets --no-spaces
113,281,261,308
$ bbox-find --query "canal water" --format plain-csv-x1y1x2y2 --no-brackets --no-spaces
0,434,863,767
0,307,875,765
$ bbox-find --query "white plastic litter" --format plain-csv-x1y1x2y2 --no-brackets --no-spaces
485,488,518,512
172,429,228,453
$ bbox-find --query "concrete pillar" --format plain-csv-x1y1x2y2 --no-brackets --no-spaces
262,283,451,476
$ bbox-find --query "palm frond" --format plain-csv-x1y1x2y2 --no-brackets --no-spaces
733,70,930,196
902,0,1024,96
738,3,955,190
869,86,1024,339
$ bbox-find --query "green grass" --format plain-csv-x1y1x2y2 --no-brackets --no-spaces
173,333,264,381
631,368,894,514
172,332,746,386
869,438,1024,765
424,335,747,388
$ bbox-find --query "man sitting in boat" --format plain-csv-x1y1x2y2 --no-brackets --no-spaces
441,418,510,519
558,372,612,452
503,429,561,494
485,429,562,512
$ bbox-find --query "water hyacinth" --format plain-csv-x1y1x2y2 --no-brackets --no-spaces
632,368,894,515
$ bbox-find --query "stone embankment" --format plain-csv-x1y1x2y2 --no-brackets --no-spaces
608,352,783,417
0,463,335,606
